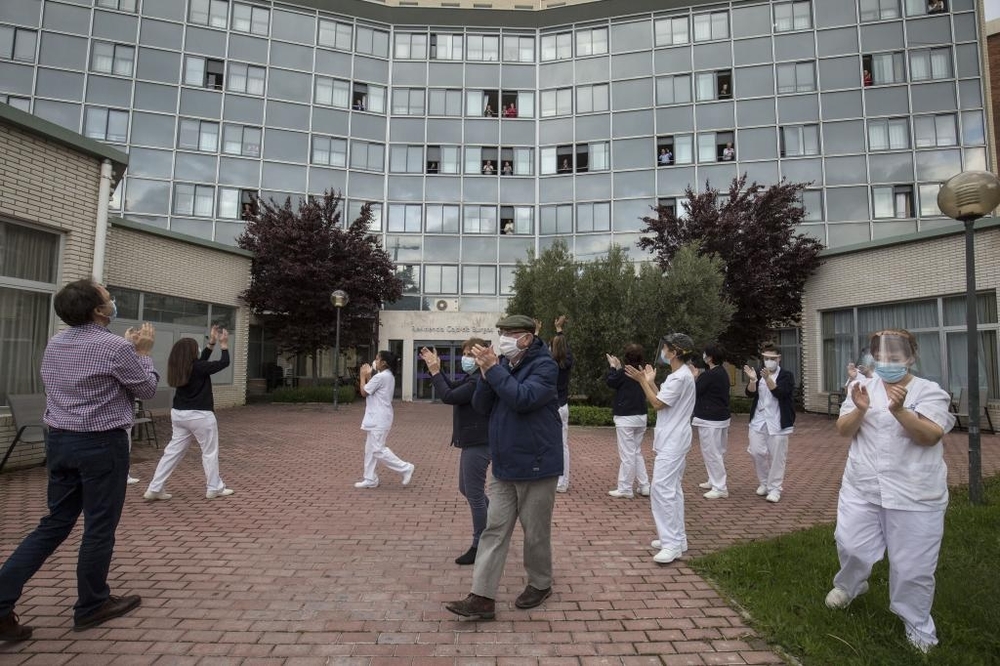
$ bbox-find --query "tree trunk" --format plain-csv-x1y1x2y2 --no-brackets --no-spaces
311,352,319,381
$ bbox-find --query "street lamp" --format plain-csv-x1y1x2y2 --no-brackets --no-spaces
937,171,1000,505
330,289,349,410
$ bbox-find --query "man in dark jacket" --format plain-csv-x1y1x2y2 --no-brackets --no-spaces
743,342,796,504
445,314,562,621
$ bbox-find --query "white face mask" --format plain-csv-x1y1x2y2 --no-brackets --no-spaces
496,333,526,359
764,359,779,372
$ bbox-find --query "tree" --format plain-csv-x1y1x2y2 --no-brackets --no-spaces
238,192,403,377
638,175,824,362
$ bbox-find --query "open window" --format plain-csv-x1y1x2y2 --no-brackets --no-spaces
499,147,515,176
862,52,905,86
205,58,224,90
695,69,731,101
656,136,674,166
717,70,732,98
574,144,589,173
482,89,500,117
717,131,735,161
556,145,573,174
500,206,515,234
240,190,258,220
480,146,498,174
352,83,369,111
426,146,440,173
500,91,521,118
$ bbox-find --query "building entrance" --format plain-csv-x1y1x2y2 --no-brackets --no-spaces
413,341,468,401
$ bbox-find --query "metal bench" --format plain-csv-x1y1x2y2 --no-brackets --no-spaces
1,394,47,473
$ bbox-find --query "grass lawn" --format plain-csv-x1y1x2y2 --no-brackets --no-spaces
690,476,1000,666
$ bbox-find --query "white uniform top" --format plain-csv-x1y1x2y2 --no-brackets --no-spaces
652,364,697,452
748,367,793,436
839,375,955,511
361,369,395,431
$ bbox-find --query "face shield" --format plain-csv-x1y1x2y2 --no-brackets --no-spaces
869,332,915,383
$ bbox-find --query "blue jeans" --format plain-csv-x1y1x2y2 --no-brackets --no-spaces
0,429,129,621
458,445,491,547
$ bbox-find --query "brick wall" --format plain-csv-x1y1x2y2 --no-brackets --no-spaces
989,33,1000,175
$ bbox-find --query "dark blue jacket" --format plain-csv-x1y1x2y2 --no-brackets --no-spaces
429,371,490,448
606,367,647,417
694,365,731,422
472,337,563,481
747,368,796,430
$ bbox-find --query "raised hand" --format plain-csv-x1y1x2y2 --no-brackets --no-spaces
886,383,908,413
850,382,870,412
743,364,758,382
218,328,229,349
472,343,498,371
606,353,621,369
554,315,567,332
847,362,858,381
419,346,440,374
209,324,219,345
125,322,156,356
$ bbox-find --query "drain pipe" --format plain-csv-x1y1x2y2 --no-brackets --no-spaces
92,159,112,282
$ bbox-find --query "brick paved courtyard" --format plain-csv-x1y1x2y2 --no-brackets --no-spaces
2,403,999,665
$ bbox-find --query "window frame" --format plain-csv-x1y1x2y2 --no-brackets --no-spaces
172,182,216,217
776,61,816,94
311,135,348,167
693,10,729,42
773,1,812,32
178,117,220,152
83,106,129,143
780,124,820,157
222,123,262,157
654,16,689,47
90,41,134,77
231,2,270,36
318,19,353,51
188,0,228,29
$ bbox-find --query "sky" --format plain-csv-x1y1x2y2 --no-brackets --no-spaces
988,0,1000,21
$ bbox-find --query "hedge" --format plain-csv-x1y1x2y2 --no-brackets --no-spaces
269,385,357,404
569,394,753,427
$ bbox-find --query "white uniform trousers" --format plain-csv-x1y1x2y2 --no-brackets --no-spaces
696,425,728,492
556,404,570,489
362,428,409,483
833,484,944,650
615,425,649,493
747,429,788,493
148,409,225,493
650,438,690,551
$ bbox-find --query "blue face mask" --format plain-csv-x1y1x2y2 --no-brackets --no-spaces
658,348,672,365
874,362,908,383
101,298,117,322
461,356,477,373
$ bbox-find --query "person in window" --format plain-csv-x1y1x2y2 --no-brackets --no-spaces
558,158,572,173
427,161,439,174
863,69,873,87
481,160,495,175
484,103,495,117
719,83,731,98
501,161,513,175
503,103,518,118
721,143,735,161
501,220,514,235
240,202,255,220
658,148,672,166
353,98,365,111
826,329,954,654
927,0,945,13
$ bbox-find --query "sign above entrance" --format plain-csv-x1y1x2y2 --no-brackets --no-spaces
410,325,494,335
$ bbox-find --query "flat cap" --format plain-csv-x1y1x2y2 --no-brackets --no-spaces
496,314,536,331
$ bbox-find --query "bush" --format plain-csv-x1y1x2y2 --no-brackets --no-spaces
730,395,752,413
569,405,614,426
270,384,356,404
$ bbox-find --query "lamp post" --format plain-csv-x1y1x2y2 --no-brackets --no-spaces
330,289,349,410
937,171,1000,505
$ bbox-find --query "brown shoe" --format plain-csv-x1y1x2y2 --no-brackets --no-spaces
73,595,141,631
514,585,552,609
0,611,32,641
444,593,495,620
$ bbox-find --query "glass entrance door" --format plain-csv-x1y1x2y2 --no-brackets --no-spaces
413,341,465,400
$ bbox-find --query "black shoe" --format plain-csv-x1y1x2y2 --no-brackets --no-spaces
514,585,552,609
455,546,477,565
444,593,495,620
73,595,141,631
0,612,32,641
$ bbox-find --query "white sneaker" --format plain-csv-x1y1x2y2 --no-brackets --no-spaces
637,484,651,497
555,485,568,493
703,488,729,499
698,481,712,489
354,479,379,489
653,547,683,564
402,464,415,486
766,490,782,503
127,475,140,485
756,484,768,496
825,582,869,609
206,487,235,499
608,489,634,499
651,539,688,552
143,490,172,501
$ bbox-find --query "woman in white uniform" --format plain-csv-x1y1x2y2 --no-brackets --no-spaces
625,333,697,565
827,329,955,653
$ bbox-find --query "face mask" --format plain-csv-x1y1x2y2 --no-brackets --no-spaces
702,353,709,364
99,299,117,322
764,359,778,372
461,356,477,373
496,334,525,359
659,348,673,365
874,362,908,383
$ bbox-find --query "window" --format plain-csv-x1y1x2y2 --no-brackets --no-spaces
656,75,691,105
776,62,815,94
389,145,425,174
575,27,608,57
430,34,463,60
424,265,459,293
657,134,693,165
695,70,732,101
860,0,900,21
178,118,219,152
173,183,215,217
919,183,943,216
868,117,910,150
780,124,820,157
218,188,258,219
227,63,266,95
0,27,37,63
579,142,610,172
232,3,269,36
311,135,347,167
0,95,30,112
350,140,384,171
512,147,533,175
914,113,958,147
540,31,572,61
907,0,948,15
576,84,609,114
465,146,499,174
318,19,352,51
800,190,822,221
391,88,425,115
698,131,735,162
84,107,129,142
863,52,906,85
463,205,498,234
499,206,533,235
469,89,500,117
693,11,729,42
395,32,428,60
872,184,914,218
541,88,573,117
387,204,422,232
658,197,690,218
576,202,611,232
426,145,461,174
91,42,134,76
467,34,500,61
355,26,389,58
222,123,262,157
774,1,811,32
428,89,463,116
96,0,137,10
462,266,497,295
188,0,228,28
425,205,460,233
353,83,385,113
184,56,225,89
502,35,534,62
500,90,533,118
654,16,689,46
540,205,573,234
909,48,952,82
315,76,350,109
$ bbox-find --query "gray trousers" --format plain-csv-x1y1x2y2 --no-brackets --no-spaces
471,476,558,599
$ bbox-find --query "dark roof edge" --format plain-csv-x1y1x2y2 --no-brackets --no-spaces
0,103,128,173
109,216,253,258
819,218,1000,258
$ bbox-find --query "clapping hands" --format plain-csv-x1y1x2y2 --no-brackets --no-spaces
606,353,621,370
125,322,155,356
